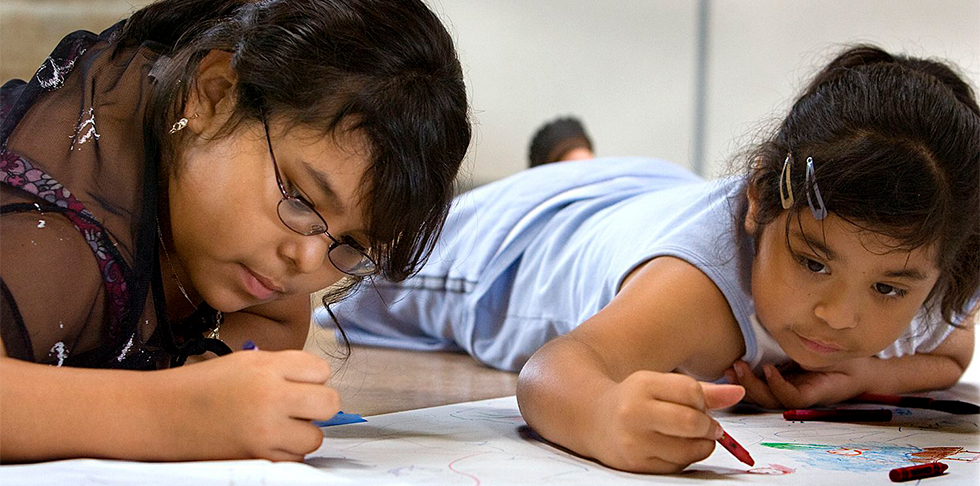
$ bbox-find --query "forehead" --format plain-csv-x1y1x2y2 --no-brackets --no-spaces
273,122,373,222
782,210,940,271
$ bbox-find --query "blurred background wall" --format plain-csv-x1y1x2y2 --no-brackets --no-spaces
3,0,978,186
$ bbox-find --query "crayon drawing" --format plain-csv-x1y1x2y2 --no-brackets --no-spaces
759,443,980,472
307,396,980,485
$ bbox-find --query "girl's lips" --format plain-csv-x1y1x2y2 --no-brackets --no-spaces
796,333,844,354
240,265,282,300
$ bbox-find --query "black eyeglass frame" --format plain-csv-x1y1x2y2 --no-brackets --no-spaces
261,116,378,277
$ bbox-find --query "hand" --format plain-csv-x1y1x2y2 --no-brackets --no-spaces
157,349,339,461
724,359,870,409
589,371,745,474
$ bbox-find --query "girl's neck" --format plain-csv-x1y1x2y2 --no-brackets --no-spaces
156,208,203,322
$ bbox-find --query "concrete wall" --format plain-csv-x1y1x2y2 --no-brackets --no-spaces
3,1,978,185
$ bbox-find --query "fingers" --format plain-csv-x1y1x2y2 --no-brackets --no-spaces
276,350,334,384
285,382,341,421
620,434,717,472
598,372,737,473
265,421,325,461
727,361,782,409
644,399,721,439
701,383,745,410
632,372,709,411
761,364,809,409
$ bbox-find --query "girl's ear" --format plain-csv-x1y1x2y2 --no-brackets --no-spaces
744,181,761,235
183,50,238,138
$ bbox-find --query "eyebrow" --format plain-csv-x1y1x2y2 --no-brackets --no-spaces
301,160,346,217
881,267,930,281
790,229,838,261
789,229,931,282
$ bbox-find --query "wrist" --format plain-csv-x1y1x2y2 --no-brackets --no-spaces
135,367,194,460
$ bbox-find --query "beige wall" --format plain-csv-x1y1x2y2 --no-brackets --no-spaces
0,0,154,81
3,0,978,183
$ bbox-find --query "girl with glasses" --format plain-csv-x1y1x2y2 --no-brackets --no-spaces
0,0,470,462
329,45,979,473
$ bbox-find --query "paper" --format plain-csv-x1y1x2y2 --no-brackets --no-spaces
309,395,980,485
0,459,395,486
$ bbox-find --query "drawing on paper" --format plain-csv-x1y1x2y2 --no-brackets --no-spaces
759,443,980,472
309,396,980,486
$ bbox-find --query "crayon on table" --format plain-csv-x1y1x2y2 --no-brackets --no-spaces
242,340,258,351
783,408,892,422
717,430,754,466
889,462,948,482
855,393,980,415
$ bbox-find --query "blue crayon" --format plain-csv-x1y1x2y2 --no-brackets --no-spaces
313,412,366,427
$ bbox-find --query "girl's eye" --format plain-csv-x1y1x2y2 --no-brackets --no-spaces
286,182,315,207
874,283,907,298
797,255,828,274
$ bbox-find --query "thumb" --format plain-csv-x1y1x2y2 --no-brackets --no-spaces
700,383,745,410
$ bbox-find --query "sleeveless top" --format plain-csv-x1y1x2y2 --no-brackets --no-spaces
326,157,963,372
1,23,226,369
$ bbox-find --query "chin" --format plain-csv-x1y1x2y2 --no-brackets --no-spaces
202,288,250,314
785,347,841,372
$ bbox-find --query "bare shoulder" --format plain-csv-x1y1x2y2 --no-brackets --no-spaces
570,256,745,381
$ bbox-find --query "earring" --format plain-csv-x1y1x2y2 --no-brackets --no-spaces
169,113,199,134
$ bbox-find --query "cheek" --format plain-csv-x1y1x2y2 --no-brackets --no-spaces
857,312,915,352
751,253,791,324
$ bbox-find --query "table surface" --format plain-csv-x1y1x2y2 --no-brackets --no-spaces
305,327,518,416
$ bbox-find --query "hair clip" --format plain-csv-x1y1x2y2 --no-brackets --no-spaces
805,157,828,220
779,154,794,209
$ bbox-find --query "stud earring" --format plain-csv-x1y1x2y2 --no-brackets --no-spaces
169,113,199,134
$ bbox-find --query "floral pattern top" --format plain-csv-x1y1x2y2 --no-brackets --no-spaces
1,23,176,369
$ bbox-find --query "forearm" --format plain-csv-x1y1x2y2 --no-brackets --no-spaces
861,352,967,396
218,296,312,351
517,335,617,461
0,357,174,462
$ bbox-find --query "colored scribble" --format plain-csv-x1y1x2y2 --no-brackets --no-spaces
759,442,980,473
748,463,795,475
910,447,980,463
761,442,923,472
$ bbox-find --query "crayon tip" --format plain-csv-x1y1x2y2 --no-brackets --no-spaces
718,430,754,467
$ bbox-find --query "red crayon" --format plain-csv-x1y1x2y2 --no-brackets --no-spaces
783,408,893,422
889,462,948,482
717,430,754,466
855,393,980,415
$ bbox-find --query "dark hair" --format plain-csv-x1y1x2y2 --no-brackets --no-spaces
527,116,593,167
743,45,980,326
117,0,471,285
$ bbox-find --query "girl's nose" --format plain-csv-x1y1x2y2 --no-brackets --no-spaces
280,232,332,276
812,287,860,330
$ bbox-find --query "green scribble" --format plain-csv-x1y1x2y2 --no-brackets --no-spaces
761,442,832,451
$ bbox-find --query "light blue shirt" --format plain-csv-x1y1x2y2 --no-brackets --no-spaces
324,157,957,372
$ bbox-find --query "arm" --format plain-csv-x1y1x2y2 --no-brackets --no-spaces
0,336,339,462
0,208,335,461
217,293,314,351
517,257,745,473
861,323,973,394
731,320,974,409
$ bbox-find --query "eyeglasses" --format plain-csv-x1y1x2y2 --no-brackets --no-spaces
262,117,378,277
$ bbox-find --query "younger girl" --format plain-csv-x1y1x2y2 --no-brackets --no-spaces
329,45,978,473
0,0,470,462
